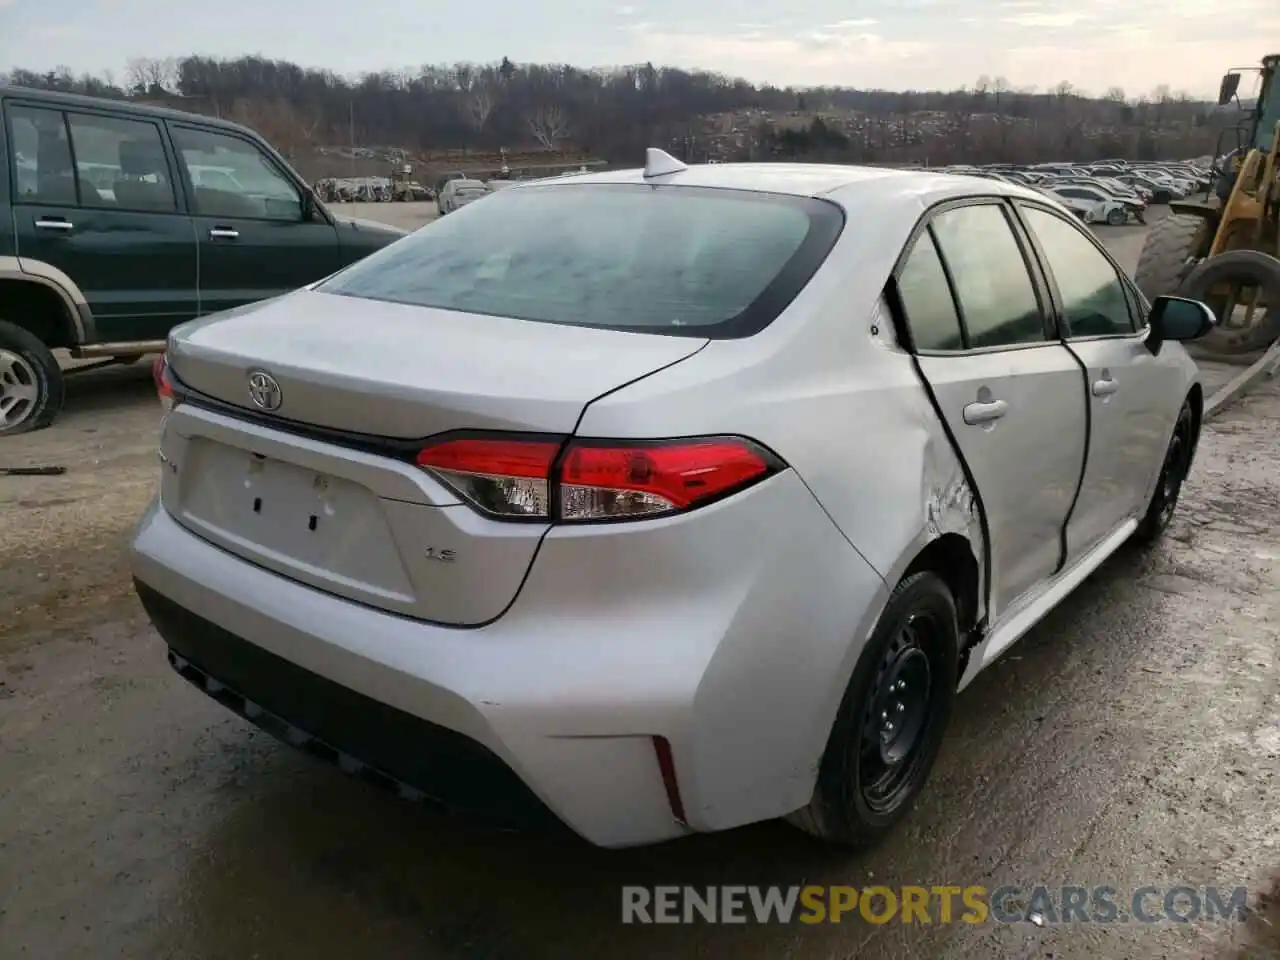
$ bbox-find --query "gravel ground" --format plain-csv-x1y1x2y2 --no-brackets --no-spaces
0,213,1277,960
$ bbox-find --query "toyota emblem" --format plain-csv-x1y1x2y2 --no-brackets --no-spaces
247,370,283,411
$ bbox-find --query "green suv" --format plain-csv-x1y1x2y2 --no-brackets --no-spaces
0,85,405,434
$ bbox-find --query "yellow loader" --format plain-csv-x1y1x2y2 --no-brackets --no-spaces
1133,53,1280,354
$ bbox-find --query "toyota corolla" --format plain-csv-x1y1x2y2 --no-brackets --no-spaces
132,150,1214,849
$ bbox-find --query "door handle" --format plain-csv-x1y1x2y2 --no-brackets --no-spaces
34,218,74,232
208,228,240,239
963,399,1009,425
1092,377,1118,397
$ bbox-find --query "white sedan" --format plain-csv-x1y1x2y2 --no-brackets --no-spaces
134,152,1215,849
1042,184,1133,225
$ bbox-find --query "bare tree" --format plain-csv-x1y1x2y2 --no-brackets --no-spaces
125,57,176,96
973,75,991,111
463,88,494,130
992,76,1011,110
526,104,569,149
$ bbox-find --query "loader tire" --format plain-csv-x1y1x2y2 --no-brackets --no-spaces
1176,250,1280,356
1134,214,1202,302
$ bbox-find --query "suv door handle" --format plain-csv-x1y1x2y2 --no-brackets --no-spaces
208,227,240,239
34,218,74,232
963,399,1009,425
1092,377,1118,397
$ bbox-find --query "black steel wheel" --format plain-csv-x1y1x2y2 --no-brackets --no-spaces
1135,400,1195,544
787,571,959,847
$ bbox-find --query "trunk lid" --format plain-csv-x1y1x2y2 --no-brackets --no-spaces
162,290,707,625
167,289,708,438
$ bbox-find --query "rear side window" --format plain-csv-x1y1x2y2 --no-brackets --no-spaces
67,112,177,212
930,204,1045,349
318,183,844,338
1022,207,1136,336
897,230,963,351
7,105,75,205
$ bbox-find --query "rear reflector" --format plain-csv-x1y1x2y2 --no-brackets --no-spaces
652,736,688,824
415,434,781,523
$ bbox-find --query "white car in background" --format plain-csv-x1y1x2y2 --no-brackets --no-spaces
1042,185,1133,225
438,177,490,214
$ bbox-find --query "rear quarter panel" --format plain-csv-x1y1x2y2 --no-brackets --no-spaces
573,210,987,787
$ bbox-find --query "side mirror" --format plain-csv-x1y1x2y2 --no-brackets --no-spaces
1217,72,1240,106
1146,295,1217,355
300,188,316,222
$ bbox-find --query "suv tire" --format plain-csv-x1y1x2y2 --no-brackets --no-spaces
0,319,64,436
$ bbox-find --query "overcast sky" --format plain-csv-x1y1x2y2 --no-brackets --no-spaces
1,0,1275,98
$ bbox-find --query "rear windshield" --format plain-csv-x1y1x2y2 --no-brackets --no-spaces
317,182,844,338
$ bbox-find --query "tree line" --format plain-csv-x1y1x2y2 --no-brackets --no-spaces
2,56,1227,170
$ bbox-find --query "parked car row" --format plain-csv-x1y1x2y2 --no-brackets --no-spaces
934,158,1213,227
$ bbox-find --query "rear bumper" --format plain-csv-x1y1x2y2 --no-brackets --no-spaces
139,583,569,835
130,471,887,848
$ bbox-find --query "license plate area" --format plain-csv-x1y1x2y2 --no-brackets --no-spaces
177,438,414,601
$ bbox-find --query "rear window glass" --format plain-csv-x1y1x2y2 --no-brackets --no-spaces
317,183,843,338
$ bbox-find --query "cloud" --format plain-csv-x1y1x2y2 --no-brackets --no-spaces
624,22,933,87
824,18,879,29
0,0,1271,98
1001,12,1092,27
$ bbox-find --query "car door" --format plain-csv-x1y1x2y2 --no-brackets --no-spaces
901,200,1089,618
6,102,198,342
168,123,343,315
1017,203,1177,557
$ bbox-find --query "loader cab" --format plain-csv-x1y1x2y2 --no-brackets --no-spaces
1252,55,1278,152
1217,55,1278,152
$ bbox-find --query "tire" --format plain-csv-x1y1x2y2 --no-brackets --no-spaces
1133,213,1202,302
0,319,64,436
1176,249,1280,356
1134,400,1195,545
1106,206,1126,226
787,571,959,847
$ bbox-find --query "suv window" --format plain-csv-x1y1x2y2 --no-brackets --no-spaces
66,112,177,212
930,204,1046,349
896,229,963,351
7,105,75,205
171,126,301,221
1022,206,1136,336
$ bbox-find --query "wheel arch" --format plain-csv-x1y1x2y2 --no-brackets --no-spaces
894,533,983,684
0,257,91,347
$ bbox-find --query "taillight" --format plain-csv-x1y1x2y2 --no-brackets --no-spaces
152,353,176,412
415,434,781,523
415,437,559,519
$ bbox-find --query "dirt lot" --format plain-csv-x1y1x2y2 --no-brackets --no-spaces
339,200,439,232
1,215,1278,959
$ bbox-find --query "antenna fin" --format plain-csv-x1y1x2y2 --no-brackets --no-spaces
644,147,688,178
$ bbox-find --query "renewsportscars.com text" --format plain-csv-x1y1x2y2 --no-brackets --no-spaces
621,885,1250,925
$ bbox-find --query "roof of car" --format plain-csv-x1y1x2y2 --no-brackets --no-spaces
512,161,1047,208
0,83,254,136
